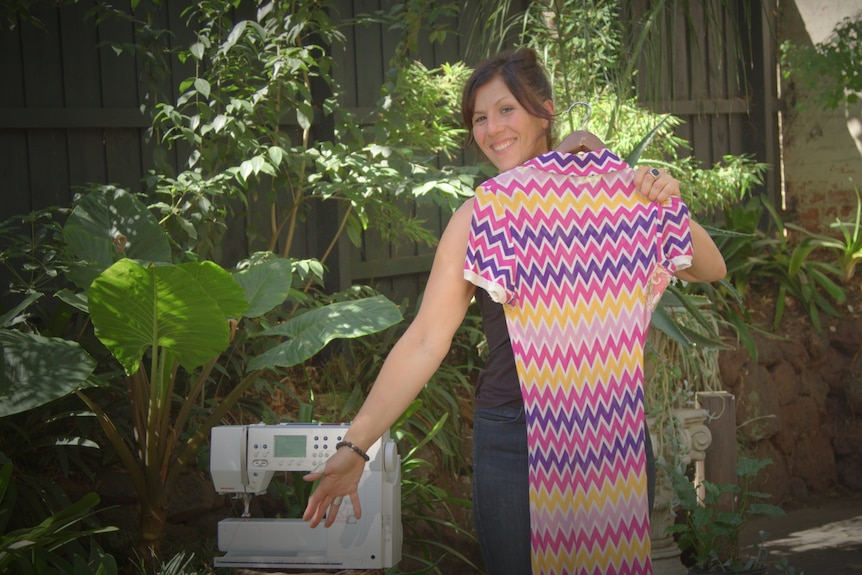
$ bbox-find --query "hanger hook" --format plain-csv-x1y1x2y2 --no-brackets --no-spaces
560,101,592,131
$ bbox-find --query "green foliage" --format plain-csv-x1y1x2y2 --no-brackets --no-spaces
786,187,862,283
686,201,766,362
0,182,404,562
683,154,768,218
753,197,846,332
393,404,479,574
520,0,623,120
374,61,471,160
139,0,478,264
4,0,475,566
354,2,460,61
669,457,785,572
781,13,862,109
0,453,118,575
0,210,102,417
249,295,405,370
645,290,730,416
0,303,97,418
686,194,848,338
712,199,764,300
0,208,69,297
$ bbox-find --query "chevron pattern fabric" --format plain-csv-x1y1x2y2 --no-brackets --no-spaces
464,149,693,575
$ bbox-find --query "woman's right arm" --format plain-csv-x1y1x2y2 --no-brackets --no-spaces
302,198,477,528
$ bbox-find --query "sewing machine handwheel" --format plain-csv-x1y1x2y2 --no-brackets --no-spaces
383,441,399,472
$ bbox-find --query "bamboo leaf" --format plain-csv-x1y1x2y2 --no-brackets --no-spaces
624,114,672,165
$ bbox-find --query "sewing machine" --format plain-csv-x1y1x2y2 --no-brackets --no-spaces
209,422,402,569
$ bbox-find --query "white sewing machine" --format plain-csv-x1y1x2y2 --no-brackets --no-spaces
209,422,402,569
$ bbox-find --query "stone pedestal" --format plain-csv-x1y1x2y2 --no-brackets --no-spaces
648,408,713,575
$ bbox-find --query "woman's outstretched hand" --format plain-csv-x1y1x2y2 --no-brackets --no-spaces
302,448,365,528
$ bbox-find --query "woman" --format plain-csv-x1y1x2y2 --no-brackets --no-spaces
303,47,726,574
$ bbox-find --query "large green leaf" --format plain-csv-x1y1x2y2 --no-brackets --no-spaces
88,259,238,374
248,295,403,371
231,254,293,318
180,261,249,318
63,186,172,290
0,330,96,418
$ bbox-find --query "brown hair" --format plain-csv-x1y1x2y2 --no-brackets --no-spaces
461,47,555,148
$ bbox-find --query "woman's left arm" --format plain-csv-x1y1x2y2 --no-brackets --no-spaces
675,219,726,283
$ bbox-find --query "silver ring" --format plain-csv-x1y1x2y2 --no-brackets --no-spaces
648,167,661,178
332,496,343,506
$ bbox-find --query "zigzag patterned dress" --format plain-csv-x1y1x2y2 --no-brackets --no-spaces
464,149,693,575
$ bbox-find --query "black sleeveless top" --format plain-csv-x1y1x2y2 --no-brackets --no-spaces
474,289,523,408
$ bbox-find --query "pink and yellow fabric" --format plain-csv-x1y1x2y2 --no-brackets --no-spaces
464,149,693,575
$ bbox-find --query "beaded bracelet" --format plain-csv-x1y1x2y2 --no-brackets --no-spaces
335,440,370,461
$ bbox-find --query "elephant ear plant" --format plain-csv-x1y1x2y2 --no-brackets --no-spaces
60,186,403,560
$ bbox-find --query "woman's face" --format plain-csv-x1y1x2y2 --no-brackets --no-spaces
470,75,553,173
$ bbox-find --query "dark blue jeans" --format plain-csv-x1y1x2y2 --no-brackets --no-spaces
472,403,655,575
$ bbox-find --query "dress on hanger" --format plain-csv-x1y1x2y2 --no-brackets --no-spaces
464,148,693,575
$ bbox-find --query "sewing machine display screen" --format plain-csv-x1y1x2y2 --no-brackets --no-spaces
274,435,306,458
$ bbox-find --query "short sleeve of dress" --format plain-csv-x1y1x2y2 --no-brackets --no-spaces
659,196,694,273
646,196,694,311
464,184,516,305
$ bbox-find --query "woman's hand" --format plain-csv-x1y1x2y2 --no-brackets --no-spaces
302,448,366,528
633,166,680,203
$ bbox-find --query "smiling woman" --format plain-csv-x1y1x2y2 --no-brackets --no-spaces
302,45,726,575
